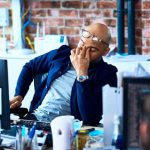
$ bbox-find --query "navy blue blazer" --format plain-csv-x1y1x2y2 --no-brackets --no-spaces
15,45,117,125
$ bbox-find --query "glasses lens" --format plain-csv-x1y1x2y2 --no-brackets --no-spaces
82,29,91,38
92,36,99,42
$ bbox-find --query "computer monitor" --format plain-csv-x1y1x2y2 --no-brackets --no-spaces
0,59,10,130
123,77,150,150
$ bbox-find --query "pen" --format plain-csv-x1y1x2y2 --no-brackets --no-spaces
27,122,36,147
28,122,36,141
21,125,27,150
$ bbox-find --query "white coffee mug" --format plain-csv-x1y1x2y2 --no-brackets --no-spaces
51,115,75,150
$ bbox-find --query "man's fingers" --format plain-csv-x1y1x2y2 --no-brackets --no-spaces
80,46,86,58
10,101,21,109
9,99,16,105
76,47,82,55
85,49,90,61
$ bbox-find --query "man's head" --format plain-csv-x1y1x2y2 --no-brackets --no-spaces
78,23,111,62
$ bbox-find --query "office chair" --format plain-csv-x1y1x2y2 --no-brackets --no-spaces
10,73,48,119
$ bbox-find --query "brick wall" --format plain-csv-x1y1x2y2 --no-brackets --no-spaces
25,0,118,49
142,0,150,54
0,0,150,54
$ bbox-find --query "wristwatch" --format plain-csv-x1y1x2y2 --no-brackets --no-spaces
77,75,89,82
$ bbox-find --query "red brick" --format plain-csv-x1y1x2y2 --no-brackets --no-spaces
32,9,47,17
135,11,142,18
60,10,78,17
142,11,150,18
0,1,11,8
48,9,59,17
84,19,93,26
135,19,142,28
104,19,116,27
135,1,142,10
143,29,150,38
143,20,150,28
102,10,113,17
142,48,150,54
31,2,41,8
26,26,36,34
143,2,150,9
146,39,150,47
135,29,142,37
68,36,80,44
136,47,142,54
59,28,79,35
135,37,142,46
125,37,128,45
79,10,101,18
65,19,83,27
82,2,91,9
48,27,58,34
31,18,43,25
44,18,64,26
111,37,117,44
97,2,116,9
142,38,146,46
62,1,82,8
31,1,60,9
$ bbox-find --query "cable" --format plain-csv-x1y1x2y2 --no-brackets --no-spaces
25,36,34,51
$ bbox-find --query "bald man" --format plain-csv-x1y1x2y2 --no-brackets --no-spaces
10,23,117,125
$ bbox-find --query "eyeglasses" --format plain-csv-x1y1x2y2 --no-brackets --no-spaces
81,29,109,46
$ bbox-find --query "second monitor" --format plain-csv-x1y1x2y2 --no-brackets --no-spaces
123,77,150,150
0,59,10,130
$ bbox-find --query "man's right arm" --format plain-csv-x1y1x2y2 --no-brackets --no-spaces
10,49,57,109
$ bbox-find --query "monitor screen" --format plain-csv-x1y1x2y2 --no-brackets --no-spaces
123,77,150,150
0,59,10,130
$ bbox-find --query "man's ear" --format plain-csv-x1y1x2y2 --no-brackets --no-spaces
103,47,110,56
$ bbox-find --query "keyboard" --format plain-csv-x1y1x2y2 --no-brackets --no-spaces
17,119,51,131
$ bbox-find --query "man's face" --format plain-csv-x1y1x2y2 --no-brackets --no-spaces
77,27,109,62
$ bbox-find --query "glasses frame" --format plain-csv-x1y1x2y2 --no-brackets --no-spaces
81,29,109,46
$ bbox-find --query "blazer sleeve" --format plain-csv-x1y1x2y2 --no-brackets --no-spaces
14,50,57,98
76,65,117,125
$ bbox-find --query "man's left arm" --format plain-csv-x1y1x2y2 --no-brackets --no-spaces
76,66,117,125
76,79,102,126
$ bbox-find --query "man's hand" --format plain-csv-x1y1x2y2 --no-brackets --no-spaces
70,46,90,76
10,95,23,109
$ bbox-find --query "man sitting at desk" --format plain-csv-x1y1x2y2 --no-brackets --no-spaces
10,22,117,126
